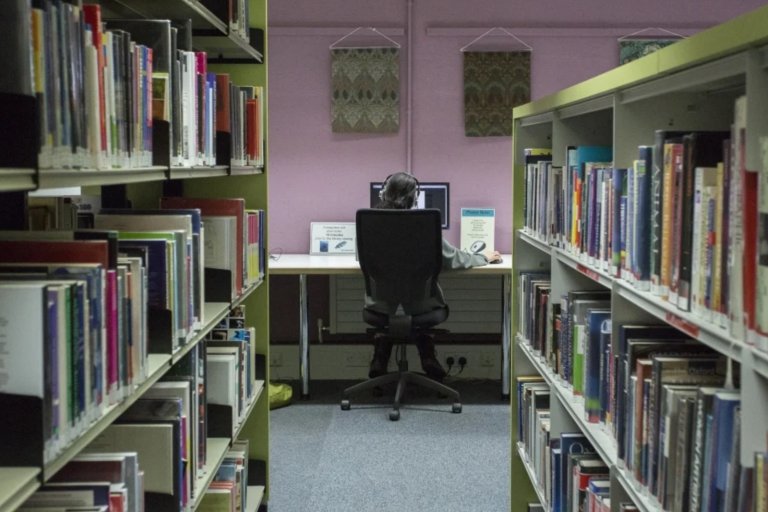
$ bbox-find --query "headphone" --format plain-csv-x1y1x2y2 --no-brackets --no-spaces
379,172,420,209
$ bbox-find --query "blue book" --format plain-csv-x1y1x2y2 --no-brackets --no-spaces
635,146,653,289
584,309,610,423
558,433,594,512
598,318,611,424
611,168,627,275
708,391,741,512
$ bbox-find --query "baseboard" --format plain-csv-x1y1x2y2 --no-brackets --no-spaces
269,343,502,380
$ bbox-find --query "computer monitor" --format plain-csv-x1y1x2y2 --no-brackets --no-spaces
369,181,450,229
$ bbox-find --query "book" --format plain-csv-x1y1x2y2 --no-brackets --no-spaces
633,146,653,290
160,196,246,299
647,356,727,495
677,131,729,311
652,131,688,295
757,136,768,349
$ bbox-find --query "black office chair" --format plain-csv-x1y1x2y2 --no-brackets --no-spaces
340,208,462,421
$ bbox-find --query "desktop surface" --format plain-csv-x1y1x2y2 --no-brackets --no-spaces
269,253,511,274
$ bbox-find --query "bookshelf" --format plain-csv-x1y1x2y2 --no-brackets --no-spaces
0,0,269,511
511,5,768,512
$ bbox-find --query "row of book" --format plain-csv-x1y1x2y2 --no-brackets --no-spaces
521,96,768,351
0,197,264,466
517,279,759,512
517,380,635,512
517,364,753,512
9,1,264,170
15,302,261,512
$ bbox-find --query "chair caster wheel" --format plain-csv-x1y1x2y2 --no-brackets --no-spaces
452,402,462,413
340,399,350,410
389,409,400,421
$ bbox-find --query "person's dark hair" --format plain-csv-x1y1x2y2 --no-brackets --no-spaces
377,172,420,210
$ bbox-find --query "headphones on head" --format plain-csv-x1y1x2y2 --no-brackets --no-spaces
379,172,420,209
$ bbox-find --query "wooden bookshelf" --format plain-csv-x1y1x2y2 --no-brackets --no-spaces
510,5,768,512
0,468,40,512
246,485,266,512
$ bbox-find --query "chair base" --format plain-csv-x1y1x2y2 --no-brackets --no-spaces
341,369,462,421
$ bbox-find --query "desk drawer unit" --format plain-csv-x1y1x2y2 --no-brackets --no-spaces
329,274,502,334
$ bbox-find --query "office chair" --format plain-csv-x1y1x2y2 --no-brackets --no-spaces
340,208,462,421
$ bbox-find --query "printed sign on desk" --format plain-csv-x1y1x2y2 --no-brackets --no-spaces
460,208,495,254
310,222,356,254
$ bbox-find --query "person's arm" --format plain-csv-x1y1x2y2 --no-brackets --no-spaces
442,239,488,270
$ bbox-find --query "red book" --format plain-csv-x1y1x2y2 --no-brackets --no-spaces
160,197,245,295
215,74,231,134
741,149,758,339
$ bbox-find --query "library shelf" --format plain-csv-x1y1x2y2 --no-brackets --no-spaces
551,247,614,290
232,380,266,443
99,0,263,62
229,165,264,176
37,167,169,189
517,335,618,467
246,485,266,512
43,353,171,480
0,169,36,192
614,465,663,512
515,442,549,511
518,229,552,256
613,280,755,373
189,437,232,511
168,166,230,180
0,468,40,512
172,280,263,365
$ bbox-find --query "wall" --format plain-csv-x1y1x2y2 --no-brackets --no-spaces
266,0,765,254
266,0,765,341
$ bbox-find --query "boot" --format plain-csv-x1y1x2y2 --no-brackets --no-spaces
417,335,447,382
369,336,393,378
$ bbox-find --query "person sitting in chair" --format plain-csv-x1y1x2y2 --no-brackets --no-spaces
370,171,501,381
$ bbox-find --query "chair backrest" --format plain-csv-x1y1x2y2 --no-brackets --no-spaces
356,208,444,319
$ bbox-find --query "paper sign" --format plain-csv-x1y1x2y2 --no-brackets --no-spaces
310,222,356,254
460,208,495,254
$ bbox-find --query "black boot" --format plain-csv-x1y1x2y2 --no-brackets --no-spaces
417,335,447,381
369,336,393,378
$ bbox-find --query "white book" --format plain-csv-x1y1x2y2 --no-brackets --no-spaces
88,423,175,495
207,353,239,428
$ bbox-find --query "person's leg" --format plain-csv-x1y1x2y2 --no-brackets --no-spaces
369,335,393,378
416,334,447,381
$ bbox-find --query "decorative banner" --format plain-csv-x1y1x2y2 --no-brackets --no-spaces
331,48,400,133
464,51,530,137
619,38,678,65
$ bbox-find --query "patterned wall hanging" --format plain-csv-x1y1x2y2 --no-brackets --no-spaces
331,47,400,133
463,51,530,137
619,38,678,65
618,28,685,65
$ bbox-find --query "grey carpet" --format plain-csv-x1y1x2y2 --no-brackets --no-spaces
268,380,510,512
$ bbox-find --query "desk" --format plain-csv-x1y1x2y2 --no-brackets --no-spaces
269,254,512,398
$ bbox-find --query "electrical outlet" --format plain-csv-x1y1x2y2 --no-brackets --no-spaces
270,352,283,367
444,353,465,367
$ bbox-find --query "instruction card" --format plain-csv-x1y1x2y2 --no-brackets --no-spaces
460,208,495,254
310,222,356,254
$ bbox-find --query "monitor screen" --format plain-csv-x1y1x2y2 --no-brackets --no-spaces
369,182,450,229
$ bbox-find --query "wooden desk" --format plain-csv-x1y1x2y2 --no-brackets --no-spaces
269,254,512,398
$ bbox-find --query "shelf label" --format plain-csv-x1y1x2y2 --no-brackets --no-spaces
577,263,600,282
665,312,700,338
